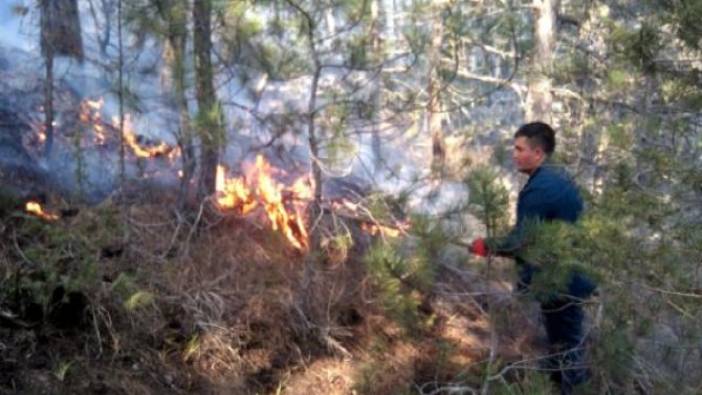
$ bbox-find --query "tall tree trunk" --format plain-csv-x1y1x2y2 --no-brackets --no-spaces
42,48,54,158
308,65,322,205
385,0,396,48
117,0,126,182
39,0,83,158
174,39,196,207
161,1,195,207
370,0,383,169
193,0,221,200
427,8,445,178
40,1,56,159
525,0,555,122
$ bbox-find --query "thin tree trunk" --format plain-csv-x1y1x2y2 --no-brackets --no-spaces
525,0,555,122
193,0,220,200
43,49,54,158
427,9,445,178
117,0,125,182
306,19,322,205
174,39,196,207
308,66,322,204
286,0,323,204
285,0,323,256
39,0,83,158
39,0,55,159
164,2,195,207
370,0,383,169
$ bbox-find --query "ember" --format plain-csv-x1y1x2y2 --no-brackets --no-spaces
360,222,405,238
78,97,178,159
79,98,107,145
25,201,59,221
116,115,176,159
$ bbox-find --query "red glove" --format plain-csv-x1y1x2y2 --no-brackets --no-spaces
469,238,488,257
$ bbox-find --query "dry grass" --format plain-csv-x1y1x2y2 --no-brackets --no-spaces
0,194,537,394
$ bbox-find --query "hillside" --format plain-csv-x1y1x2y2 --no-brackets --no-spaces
0,192,547,394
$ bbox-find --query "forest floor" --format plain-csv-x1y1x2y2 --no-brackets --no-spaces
0,192,552,395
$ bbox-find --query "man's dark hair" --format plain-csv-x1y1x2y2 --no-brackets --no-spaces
514,122,556,155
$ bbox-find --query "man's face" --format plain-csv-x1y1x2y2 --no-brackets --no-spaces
513,136,545,174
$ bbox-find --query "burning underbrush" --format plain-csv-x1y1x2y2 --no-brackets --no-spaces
0,190,538,394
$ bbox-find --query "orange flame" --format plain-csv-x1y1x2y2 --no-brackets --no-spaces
76,97,181,163
361,223,402,238
25,201,59,221
216,165,258,214
216,155,313,251
116,115,174,158
80,98,108,145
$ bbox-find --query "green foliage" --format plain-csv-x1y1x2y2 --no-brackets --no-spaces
0,205,126,331
552,51,591,85
111,272,154,312
363,192,407,227
258,42,308,79
661,77,702,110
606,68,633,92
351,336,413,395
0,187,24,217
402,1,432,58
53,360,74,382
363,238,435,333
123,290,155,311
657,0,702,50
606,122,634,150
465,166,509,238
111,272,139,301
591,316,636,385
492,370,554,395
21,222,96,293
340,0,371,22
519,219,601,302
318,104,358,175
347,34,369,68
611,22,663,74
410,214,451,262
491,141,510,167
182,333,201,362
124,0,187,43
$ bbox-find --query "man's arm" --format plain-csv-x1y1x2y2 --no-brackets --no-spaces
479,186,549,258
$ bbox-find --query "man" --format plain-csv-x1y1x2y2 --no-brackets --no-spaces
469,122,596,394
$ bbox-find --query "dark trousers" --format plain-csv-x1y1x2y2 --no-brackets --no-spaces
541,298,589,394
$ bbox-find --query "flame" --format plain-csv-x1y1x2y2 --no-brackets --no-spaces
361,223,402,238
80,98,108,145
115,115,174,158
85,99,103,110
330,198,409,238
167,146,181,162
25,201,59,221
216,165,258,214
216,155,313,251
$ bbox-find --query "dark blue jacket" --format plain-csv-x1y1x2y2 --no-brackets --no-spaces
488,162,596,299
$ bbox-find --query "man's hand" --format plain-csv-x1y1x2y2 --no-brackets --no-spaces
469,238,488,257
